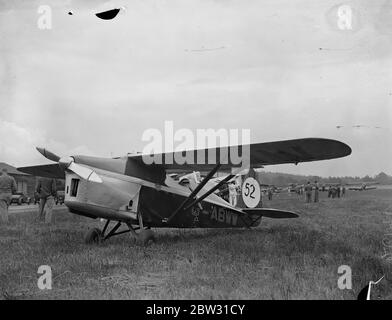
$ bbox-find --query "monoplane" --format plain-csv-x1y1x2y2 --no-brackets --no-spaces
18,138,351,245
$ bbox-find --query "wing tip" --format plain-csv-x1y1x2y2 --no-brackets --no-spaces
299,137,352,159
326,138,352,158
323,138,352,157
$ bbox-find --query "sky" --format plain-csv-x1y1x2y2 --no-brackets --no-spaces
0,0,391,177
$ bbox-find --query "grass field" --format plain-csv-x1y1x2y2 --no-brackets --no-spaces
1,188,391,300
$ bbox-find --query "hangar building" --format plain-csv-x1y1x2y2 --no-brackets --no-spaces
0,162,37,197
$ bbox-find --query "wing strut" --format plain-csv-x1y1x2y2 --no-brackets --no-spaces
183,174,235,211
163,163,222,223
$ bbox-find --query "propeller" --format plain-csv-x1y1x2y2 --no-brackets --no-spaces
36,147,102,183
36,147,60,162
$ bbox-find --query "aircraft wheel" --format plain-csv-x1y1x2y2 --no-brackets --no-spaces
137,229,156,246
85,228,103,244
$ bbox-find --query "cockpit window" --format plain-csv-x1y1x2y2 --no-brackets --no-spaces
70,179,80,197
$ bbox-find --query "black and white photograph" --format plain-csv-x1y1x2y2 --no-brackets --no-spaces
0,0,391,304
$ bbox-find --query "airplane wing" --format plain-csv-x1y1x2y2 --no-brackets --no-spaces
129,138,351,171
17,164,65,179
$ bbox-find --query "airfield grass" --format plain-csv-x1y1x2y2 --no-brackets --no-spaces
0,189,391,300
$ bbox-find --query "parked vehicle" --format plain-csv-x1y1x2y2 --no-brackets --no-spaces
10,192,31,205
56,191,65,205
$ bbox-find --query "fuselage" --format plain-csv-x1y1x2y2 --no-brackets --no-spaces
63,156,261,229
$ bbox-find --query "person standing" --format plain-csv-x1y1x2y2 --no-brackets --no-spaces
228,181,238,207
268,187,273,200
0,168,17,223
314,181,319,203
342,186,346,197
304,181,312,203
36,177,57,223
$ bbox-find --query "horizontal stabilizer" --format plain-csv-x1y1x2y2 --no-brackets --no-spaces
242,208,299,219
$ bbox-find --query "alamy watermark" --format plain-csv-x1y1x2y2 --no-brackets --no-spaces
37,5,52,30
336,5,353,30
141,121,251,171
37,265,52,290
338,265,352,290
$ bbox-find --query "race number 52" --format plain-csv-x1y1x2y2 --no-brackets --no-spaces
242,177,261,208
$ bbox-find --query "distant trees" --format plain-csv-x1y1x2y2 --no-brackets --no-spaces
374,172,392,184
255,171,392,186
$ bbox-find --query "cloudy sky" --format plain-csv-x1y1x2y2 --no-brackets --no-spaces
0,0,391,177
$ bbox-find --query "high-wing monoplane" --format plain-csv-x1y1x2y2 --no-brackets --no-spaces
348,182,378,191
18,138,351,245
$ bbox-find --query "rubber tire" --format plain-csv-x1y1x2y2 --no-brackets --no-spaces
137,229,156,246
85,228,103,244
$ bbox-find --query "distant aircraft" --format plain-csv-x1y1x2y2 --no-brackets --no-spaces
18,138,351,245
348,182,378,191
286,183,307,193
336,125,384,130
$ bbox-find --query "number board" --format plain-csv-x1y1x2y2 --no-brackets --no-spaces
241,177,261,208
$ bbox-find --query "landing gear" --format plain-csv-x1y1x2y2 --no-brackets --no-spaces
127,225,156,246
85,228,103,244
127,212,155,245
84,213,155,246
138,229,156,245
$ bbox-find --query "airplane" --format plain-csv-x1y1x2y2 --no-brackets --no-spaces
348,182,378,191
18,138,351,245
287,183,304,193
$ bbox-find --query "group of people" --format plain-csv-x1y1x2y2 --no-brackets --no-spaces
327,185,345,198
302,181,346,203
0,168,57,224
304,181,319,203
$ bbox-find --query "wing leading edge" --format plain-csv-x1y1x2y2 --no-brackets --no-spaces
17,138,351,179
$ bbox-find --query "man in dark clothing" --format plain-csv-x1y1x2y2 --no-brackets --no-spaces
268,188,273,200
314,181,319,202
304,181,312,203
0,168,17,223
36,177,57,223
